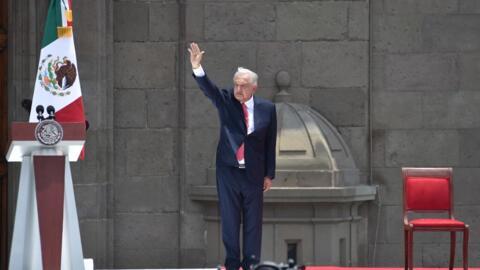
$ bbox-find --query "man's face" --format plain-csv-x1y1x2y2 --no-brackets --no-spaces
233,74,257,103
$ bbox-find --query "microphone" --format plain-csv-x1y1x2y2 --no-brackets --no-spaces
46,105,56,120
36,105,45,121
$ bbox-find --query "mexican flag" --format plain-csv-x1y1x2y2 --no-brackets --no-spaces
29,0,85,126
29,0,85,158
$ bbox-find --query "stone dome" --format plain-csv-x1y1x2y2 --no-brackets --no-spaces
274,102,361,187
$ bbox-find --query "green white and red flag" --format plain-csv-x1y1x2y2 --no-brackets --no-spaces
29,0,86,157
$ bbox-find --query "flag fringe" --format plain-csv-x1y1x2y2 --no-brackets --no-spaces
66,9,73,23
57,26,72,38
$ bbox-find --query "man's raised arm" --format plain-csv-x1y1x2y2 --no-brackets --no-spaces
188,42,224,106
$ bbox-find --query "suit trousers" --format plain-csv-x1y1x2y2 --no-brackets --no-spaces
216,166,263,270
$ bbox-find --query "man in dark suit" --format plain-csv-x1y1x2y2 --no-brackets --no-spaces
188,43,277,270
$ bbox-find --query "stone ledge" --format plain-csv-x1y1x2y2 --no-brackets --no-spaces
204,216,364,224
189,185,377,203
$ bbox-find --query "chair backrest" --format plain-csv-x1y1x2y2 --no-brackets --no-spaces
402,167,453,213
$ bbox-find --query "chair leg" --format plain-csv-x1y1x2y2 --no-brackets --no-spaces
449,232,456,270
408,230,413,270
404,230,408,270
463,226,469,270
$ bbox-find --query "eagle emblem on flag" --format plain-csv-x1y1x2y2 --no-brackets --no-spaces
37,54,77,97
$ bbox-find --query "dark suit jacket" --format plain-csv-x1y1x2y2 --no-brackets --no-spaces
193,73,277,184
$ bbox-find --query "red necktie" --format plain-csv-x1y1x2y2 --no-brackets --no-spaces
236,103,249,161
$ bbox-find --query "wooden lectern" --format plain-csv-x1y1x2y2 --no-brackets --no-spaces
6,122,86,270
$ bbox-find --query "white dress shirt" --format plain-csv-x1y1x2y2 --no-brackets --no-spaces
193,65,206,77
238,96,254,165
243,96,254,135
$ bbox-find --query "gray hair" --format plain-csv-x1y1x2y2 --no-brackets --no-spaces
233,67,258,86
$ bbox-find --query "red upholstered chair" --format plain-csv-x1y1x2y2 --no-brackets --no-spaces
402,167,468,270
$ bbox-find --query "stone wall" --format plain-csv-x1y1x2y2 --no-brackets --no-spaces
7,0,480,268
370,0,480,266
112,0,181,268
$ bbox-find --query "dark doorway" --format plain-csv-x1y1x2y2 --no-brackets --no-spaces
0,0,8,268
